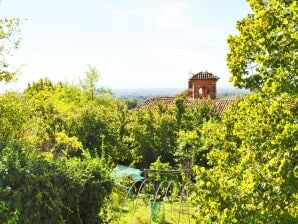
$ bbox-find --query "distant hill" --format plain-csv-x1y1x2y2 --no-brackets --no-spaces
113,87,249,99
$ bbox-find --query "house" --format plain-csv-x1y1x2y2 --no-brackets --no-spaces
137,71,234,116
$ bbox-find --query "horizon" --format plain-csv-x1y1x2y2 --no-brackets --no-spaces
0,80,248,95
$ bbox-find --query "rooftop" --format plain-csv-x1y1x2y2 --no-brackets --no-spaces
189,71,219,80
136,97,234,116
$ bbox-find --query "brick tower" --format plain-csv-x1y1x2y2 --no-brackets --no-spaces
188,71,219,99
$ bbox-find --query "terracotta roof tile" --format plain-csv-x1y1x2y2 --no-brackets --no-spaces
213,99,234,115
190,71,219,80
136,97,234,116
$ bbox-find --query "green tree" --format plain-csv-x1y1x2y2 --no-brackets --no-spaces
24,78,127,162
80,65,101,100
127,107,178,168
227,0,297,94
0,92,29,149
194,94,298,223
175,130,200,170
127,99,218,168
0,17,20,82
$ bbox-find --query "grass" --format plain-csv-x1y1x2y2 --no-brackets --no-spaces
110,195,197,224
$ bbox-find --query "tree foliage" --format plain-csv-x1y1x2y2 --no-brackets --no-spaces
0,78,125,222
79,65,112,101
22,79,127,162
0,17,20,82
127,99,219,168
227,0,297,94
0,143,112,223
194,94,298,223
192,1,298,222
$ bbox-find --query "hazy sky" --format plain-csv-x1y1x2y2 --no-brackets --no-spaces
1,0,251,90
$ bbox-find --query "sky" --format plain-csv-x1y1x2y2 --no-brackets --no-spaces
1,0,251,91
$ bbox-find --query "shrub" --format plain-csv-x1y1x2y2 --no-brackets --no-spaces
0,142,112,224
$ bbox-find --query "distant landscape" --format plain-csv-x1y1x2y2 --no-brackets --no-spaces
112,87,250,110
113,87,250,101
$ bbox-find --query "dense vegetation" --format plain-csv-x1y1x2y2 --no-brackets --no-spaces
0,74,220,223
194,94,297,223
0,0,297,223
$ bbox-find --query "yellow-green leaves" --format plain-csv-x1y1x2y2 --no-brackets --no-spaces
194,94,298,223
54,131,82,156
0,18,20,83
227,0,298,95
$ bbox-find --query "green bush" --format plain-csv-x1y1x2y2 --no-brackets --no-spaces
0,143,113,224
